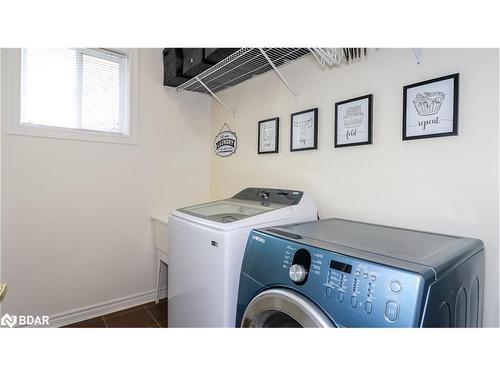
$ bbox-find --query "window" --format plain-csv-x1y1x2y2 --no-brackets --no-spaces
2,48,137,144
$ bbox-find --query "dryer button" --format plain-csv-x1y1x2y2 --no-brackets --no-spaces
337,291,344,303
350,296,357,308
365,301,373,314
385,301,399,322
325,287,333,298
389,281,402,293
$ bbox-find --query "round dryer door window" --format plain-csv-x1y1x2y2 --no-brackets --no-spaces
241,288,335,328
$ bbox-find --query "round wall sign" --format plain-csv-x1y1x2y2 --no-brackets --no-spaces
215,124,237,157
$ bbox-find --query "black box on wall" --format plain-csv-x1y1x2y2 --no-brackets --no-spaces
182,48,213,77
163,48,190,87
163,48,240,87
204,48,239,64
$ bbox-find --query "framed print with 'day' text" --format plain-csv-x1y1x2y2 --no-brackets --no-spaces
290,108,318,152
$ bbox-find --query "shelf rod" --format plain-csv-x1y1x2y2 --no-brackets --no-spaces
258,48,298,98
195,77,234,115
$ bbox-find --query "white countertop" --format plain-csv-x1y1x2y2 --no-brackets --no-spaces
151,215,169,225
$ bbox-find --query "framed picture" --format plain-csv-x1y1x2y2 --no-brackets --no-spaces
403,73,459,140
334,94,373,147
290,108,318,152
258,117,279,154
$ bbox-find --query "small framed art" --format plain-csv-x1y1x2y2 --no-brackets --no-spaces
334,94,373,147
403,73,459,140
258,117,279,154
290,108,318,152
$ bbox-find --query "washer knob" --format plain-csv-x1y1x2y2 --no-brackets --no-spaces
289,264,308,283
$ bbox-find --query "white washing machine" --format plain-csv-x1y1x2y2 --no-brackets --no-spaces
168,188,318,327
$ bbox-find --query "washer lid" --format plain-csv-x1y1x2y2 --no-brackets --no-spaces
177,188,302,224
178,198,285,223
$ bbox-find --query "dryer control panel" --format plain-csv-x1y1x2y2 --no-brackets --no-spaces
320,255,404,323
244,230,427,327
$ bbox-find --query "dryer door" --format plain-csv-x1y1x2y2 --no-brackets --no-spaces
241,288,334,328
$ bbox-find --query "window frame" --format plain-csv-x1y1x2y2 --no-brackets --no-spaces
1,48,138,145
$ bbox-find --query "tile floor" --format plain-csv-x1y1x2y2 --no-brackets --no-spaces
63,298,167,328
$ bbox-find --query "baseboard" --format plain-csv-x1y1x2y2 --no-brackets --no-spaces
48,288,168,328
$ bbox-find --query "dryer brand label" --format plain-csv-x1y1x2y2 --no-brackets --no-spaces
252,235,265,244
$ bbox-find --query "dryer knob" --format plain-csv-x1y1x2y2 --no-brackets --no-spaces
289,264,308,283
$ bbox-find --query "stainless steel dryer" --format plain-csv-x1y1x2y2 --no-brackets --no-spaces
236,218,484,327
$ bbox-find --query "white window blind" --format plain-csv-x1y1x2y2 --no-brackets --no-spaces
20,48,129,135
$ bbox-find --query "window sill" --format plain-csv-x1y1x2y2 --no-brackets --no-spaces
6,124,138,145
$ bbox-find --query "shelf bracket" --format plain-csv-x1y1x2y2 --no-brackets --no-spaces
309,48,326,70
195,77,235,115
413,48,422,65
259,48,298,98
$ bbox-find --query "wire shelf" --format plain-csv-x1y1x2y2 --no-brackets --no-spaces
176,48,311,94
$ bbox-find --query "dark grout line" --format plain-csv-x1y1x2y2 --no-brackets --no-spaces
144,304,161,327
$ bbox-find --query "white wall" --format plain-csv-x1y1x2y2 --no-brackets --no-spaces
0,49,3,315
210,49,499,327
0,49,212,319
